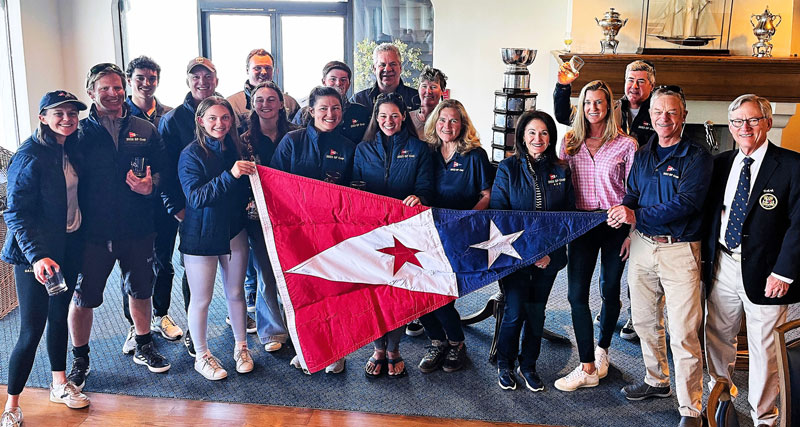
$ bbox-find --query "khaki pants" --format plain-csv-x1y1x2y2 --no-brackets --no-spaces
705,250,787,426
628,231,704,418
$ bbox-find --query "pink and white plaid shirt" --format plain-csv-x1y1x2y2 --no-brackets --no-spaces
558,134,638,211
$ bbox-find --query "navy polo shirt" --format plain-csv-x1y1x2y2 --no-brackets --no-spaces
433,147,495,210
621,135,712,241
269,124,356,184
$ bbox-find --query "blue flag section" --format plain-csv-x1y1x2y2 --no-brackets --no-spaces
431,209,608,296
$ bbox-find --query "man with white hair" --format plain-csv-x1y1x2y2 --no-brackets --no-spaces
703,94,800,426
607,86,711,427
352,43,420,114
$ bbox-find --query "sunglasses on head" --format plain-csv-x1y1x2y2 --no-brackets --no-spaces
655,85,685,101
87,63,123,79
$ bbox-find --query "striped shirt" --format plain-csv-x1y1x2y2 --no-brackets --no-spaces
558,133,638,211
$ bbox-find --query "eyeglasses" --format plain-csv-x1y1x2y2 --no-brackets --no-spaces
729,117,766,128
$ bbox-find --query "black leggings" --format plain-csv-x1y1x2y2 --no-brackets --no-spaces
7,236,80,395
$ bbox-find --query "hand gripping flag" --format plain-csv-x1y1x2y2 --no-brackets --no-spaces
251,166,606,373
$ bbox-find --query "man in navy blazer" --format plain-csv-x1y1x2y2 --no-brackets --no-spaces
703,94,800,427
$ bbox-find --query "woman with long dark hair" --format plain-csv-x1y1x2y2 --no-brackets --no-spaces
240,81,299,353
270,86,356,374
354,93,433,378
179,96,255,381
2,91,90,425
491,110,574,392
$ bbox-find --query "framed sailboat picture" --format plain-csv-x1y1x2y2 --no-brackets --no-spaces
637,0,734,55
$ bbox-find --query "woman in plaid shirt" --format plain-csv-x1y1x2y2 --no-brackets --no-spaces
553,80,638,392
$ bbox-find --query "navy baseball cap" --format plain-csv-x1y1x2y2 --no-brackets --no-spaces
39,90,87,114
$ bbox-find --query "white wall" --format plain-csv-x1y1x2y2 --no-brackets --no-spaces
432,0,799,153
431,0,568,152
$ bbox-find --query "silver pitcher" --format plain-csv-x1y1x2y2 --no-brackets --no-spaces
595,8,628,54
751,8,781,57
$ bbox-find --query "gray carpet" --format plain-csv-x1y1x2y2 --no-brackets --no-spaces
1,255,796,427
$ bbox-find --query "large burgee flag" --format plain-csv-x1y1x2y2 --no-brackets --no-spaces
252,167,606,373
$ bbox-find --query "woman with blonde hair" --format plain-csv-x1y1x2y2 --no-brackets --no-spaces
554,80,638,392
416,99,493,374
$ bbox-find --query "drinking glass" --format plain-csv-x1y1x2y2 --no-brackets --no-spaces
130,157,147,178
564,32,573,52
44,269,68,296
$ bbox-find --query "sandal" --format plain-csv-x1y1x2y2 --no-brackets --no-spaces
365,356,387,379
388,357,407,378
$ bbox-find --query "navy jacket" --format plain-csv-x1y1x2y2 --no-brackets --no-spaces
270,124,356,184
553,83,655,144
702,143,800,305
352,128,434,203
2,131,79,266
159,92,201,215
178,136,248,256
77,105,167,243
433,147,495,210
351,79,420,114
126,97,172,129
490,154,574,271
621,135,712,241
292,100,371,144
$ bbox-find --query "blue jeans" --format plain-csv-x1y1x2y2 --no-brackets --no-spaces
496,266,558,371
246,220,289,343
419,301,464,342
567,222,628,362
244,247,257,298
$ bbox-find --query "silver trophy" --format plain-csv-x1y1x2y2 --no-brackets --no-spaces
493,48,538,163
501,48,537,93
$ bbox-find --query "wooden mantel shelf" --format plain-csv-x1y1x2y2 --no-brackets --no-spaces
554,52,800,103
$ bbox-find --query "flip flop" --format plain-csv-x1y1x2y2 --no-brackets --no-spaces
365,356,387,379
388,357,407,378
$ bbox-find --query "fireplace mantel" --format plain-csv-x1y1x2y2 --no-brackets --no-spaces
554,52,800,103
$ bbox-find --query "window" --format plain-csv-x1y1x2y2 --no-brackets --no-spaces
200,1,349,101
352,0,433,92
0,0,18,151
119,0,200,108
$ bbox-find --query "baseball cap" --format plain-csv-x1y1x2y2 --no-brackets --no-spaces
186,57,217,74
39,90,88,114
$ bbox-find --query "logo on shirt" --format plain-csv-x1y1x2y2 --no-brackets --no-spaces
397,149,416,159
325,149,345,161
449,161,464,172
662,165,679,179
547,174,565,185
124,131,147,143
759,193,778,210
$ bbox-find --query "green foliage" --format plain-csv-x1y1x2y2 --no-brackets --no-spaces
354,39,427,93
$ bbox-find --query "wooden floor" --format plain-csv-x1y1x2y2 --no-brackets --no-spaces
1,388,549,426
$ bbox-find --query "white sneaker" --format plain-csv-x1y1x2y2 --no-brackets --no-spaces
325,358,346,374
122,325,136,355
594,347,609,379
554,364,599,392
290,355,311,375
50,381,90,409
195,352,228,381
234,346,254,374
1,408,22,427
264,341,282,352
152,315,183,341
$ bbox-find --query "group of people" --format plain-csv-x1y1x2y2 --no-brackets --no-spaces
0,40,797,427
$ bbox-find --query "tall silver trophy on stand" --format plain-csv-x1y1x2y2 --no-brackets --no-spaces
491,48,538,163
